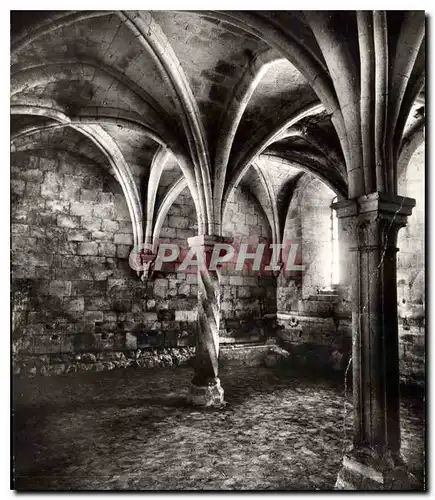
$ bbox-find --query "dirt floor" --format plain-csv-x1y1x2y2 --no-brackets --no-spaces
12,365,425,491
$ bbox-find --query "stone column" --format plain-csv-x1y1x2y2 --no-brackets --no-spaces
333,192,416,490
187,235,232,407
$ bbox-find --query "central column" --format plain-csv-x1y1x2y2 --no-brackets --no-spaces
333,192,416,490
187,235,232,407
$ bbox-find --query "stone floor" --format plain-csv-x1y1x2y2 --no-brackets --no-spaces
13,365,425,491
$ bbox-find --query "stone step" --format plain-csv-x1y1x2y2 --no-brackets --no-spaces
220,343,281,367
221,341,266,348
307,294,339,302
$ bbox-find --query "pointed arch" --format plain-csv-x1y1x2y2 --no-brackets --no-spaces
251,162,280,246
305,12,363,197
278,124,347,180
10,109,143,247
144,147,172,244
213,49,284,233
11,102,203,235
152,177,194,251
119,11,213,234
262,150,347,199
223,103,324,210
202,11,350,180
11,11,112,55
11,59,175,133
397,115,425,182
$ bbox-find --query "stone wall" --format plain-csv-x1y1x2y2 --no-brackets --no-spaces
397,144,425,312
12,146,424,383
275,164,425,387
12,151,277,377
299,177,336,297
275,176,348,373
221,185,277,343
396,143,425,386
276,313,424,387
277,313,352,373
11,150,199,377
277,175,336,313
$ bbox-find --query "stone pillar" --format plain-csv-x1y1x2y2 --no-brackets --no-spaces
333,192,416,490
187,235,232,407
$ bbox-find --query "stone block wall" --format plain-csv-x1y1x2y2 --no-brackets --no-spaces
299,178,336,297
278,175,336,313
275,168,425,387
12,151,277,377
275,296,424,386
397,144,425,308
11,151,200,377
276,312,352,373
13,146,423,383
399,321,425,387
277,310,425,387
155,183,278,345
396,143,425,386
220,185,277,343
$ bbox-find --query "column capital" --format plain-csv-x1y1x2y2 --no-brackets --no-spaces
332,192,415,220
333,193,416,251
187,234,233,249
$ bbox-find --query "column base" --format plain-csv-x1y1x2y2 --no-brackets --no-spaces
335,448,419,491
187,378,225,407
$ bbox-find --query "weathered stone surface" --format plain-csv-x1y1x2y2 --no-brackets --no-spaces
335,448,419,490
12,365,425,490
8,21,427,492
14,347,196,377
264,345,290,367
81,353,97,363
78,242,99,256
57,214,80,229
188,377,225,407
11,151,424,390
67,230,91,242
84,310,104,322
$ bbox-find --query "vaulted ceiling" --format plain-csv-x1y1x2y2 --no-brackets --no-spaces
11,11,425,244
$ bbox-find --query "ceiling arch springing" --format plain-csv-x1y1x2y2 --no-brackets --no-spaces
11,10,425,248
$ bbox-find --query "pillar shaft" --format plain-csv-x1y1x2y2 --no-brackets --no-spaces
187,235,232,406
194,256,220,386
333,192,416,489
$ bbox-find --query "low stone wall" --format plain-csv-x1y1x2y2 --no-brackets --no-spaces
276,312,352,372
220,314,278,344
13,347,196,378
13,343,291,378
220,343,276,367
277,311,425,387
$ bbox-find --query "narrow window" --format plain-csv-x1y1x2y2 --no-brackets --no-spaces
331,196,339,286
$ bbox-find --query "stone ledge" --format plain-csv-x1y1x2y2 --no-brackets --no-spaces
220,344,275,367
277,312,352,322
13,347,196,378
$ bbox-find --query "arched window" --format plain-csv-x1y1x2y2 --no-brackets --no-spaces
330,196,339,286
